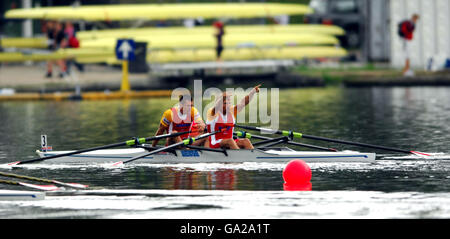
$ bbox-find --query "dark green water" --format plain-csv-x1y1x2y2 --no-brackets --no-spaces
1,86,450,218
2,87,449,154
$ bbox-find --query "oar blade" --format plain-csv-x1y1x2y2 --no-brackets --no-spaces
6,161,20,166
19,182,59,191
410,151,432,157
53,181,89,189
111,161,124,167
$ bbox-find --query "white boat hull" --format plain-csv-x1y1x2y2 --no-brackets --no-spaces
0,190,45,201
36,148,376,164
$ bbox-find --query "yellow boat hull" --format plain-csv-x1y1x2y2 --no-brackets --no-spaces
0,46,347,64
80,33,339,49
5,3,312,21
77,24,345,41
0,37,48,49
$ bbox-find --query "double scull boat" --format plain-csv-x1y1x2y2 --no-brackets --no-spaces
35,146,376,164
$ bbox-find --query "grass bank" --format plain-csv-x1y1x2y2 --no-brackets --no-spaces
293,64,401,85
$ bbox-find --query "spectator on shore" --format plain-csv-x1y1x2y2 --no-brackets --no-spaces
64,21,84,73
213,21,225,62
54,21,68,78
213,21,225,74
46,21,68,78
398,14,419,77
45,21,55,78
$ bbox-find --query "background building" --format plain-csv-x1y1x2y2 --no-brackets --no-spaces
390,0,450,70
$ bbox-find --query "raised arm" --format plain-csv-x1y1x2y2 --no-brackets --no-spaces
236,84,260,113
211,93,225,116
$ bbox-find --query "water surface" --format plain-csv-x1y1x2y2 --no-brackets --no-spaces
1,87,450,218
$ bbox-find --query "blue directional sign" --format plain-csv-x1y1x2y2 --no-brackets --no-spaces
115,39,136,61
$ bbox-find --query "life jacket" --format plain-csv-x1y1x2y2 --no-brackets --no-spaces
206,108,235,147
169,107,194,140
188,121,202,138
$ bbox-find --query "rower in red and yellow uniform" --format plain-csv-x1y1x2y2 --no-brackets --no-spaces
206,84,260,149
152,94,206,147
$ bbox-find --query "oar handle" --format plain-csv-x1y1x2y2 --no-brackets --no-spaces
139,130,192,145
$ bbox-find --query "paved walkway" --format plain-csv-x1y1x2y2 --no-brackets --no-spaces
0,63,154,93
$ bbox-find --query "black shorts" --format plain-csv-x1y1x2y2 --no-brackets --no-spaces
216,46,224,58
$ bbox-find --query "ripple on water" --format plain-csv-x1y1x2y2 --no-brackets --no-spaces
2,190,450,219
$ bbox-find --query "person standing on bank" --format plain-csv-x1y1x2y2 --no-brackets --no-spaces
45,21,56,78
54,22,68,78
213,21,225,61
213,21,225,74
398,14,419,77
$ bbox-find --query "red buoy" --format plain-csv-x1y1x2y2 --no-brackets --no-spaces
283,181,312,191
282,160,312,184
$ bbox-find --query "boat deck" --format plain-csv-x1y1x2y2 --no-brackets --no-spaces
36,147,376,164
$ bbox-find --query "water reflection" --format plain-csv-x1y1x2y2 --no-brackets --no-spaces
283,182,312,191
165,169,237,190
120,167,239,190
206,169,236,190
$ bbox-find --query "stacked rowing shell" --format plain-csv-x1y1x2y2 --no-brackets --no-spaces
0,25,347,64
4,3,313,21
1,3,347,64
0,46,346,64
80,24,347,64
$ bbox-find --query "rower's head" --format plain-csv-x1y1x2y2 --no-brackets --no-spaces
216,92,231,113
179,94,193,112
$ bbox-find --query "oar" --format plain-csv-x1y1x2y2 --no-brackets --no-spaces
0,171,88,189
234,131,337,152
236,125,431,156
7,131,191,166
112,130,222,167
0,179,59,191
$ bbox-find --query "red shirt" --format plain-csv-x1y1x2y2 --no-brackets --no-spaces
206,107,236,148
401,21,415,40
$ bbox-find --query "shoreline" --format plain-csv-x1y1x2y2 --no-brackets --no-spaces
1,63,449,101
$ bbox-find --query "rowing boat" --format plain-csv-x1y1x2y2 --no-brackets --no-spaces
21,125,432,166
35,147,375,164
